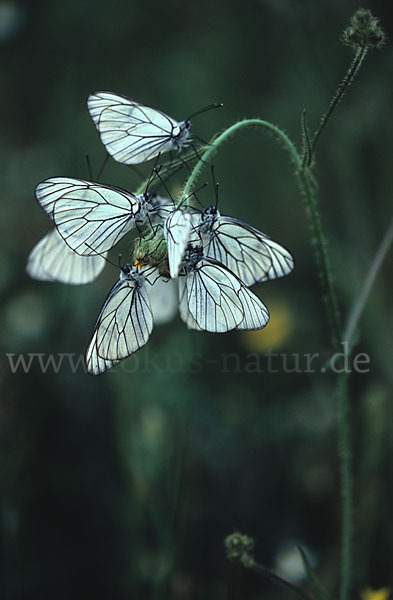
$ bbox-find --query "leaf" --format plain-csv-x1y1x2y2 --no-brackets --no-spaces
297,546,329,600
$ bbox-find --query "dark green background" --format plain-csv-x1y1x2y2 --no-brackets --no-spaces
1,0,392,598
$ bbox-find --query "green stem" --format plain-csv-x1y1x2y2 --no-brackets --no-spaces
311,45,368,157
338,372,352,600
297,168,342,348
182,118,342,349
181,119,301,203
250,560,314,600
344,214,393,348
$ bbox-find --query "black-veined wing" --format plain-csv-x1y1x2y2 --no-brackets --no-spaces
85,265,153,375
178,290,202,331
87,91,190,165
179,255,270,332
164,209,193,278
36,177,141,256
179,256,246,332
85,330,121,376
146,269,178,325
35,177,90,219
26,228,107,285
198,212,294,286
235,286,270,330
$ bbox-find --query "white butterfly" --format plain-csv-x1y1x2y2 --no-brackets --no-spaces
35,177,172,256
146,270,178,325
164,209,193,278
178,247,269,333
191,206,294,286
87,91,192,165
26,228,107,285
85,264,155,375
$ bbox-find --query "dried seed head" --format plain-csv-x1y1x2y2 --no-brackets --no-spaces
342,8,386,50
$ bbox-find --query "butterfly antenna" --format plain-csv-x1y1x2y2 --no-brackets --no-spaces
211,165,219,209
96,153,109,181
189,142,206,164
178,153,193,175
185,102,223,121
186,182,208,210
145,154,163,195
153,167,176,206
84,242,120,269
85,154,93,180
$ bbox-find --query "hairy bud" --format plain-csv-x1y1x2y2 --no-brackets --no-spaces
342,8,385,49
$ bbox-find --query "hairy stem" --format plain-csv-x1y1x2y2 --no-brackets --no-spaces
311,45,368,157
181,119,301,203
338,372,352,600
297,168,342,347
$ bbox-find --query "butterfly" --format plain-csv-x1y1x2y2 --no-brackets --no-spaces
87,91,192,165
35,177,173,256
26,228,107,285
178,246,270,333
164,208,193,278
190,206,294,287
85,263,155,375
146,271,178,325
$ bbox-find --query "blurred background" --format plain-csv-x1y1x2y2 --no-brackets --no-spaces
1,0,393,598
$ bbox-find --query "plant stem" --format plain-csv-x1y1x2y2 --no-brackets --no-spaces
337,371,352,600
344,214,393,348
297,167,342,348
182,119,342,349
311,45,368,157
250,560,314,600
181,119,301,203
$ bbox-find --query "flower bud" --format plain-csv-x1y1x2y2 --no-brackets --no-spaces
225,532,255,567
342,8,385,49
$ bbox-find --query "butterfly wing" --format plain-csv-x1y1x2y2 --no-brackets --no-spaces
85,329,121,376
149,195,176,225
178,280,202,331
146,270,178,325
235,286,270,330
165,209,192,278
179,259,245,332
26,228,107,285
85,275,153,375
201,216,294,286
36,178,140,255
87,92,182,164
35,177,90,219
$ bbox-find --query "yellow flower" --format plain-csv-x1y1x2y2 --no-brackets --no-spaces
241,299,293,352
361,588,390,600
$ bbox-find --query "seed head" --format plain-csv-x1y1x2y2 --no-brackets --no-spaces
342,8,386,50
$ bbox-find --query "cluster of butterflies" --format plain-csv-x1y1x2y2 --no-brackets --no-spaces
27,91,294,375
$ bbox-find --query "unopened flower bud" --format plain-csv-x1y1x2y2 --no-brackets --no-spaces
225,532,255,568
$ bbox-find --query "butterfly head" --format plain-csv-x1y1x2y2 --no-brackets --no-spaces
176,121,192,146
200,205,219,233
120,261,144,283
183,244,203,272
